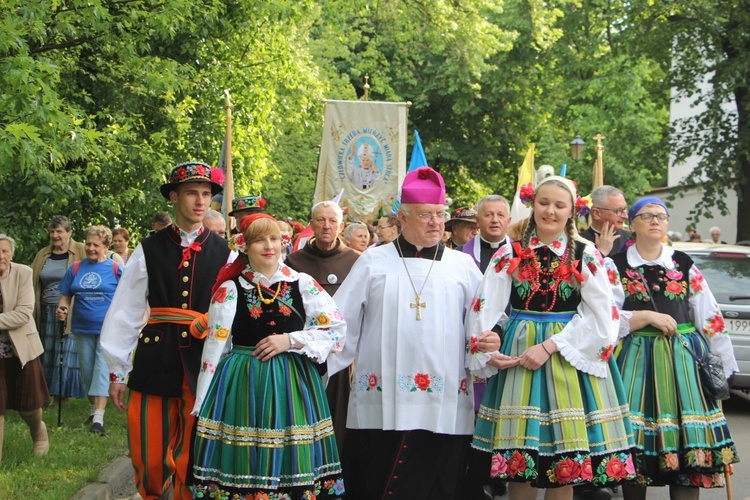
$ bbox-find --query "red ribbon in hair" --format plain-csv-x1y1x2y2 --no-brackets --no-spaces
177,241,202,269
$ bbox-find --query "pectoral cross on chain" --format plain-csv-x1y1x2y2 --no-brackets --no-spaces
410,293,427,320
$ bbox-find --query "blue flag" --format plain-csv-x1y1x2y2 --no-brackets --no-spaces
392,131,429,214
408,130,428,172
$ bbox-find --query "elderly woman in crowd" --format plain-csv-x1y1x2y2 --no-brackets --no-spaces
56,226,122,435
30,216,86,402
609,198,739,499
0,234,50,462
344,222,370,252
111,228,133,264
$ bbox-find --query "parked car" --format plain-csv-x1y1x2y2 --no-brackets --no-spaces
674,243,750,391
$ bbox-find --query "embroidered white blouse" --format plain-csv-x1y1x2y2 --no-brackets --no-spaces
467,233,620,379
191,264,346,414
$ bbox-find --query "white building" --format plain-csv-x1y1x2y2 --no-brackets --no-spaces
648,69,738,244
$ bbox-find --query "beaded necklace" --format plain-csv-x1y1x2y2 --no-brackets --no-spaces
256,281,286,305
520,244,572,312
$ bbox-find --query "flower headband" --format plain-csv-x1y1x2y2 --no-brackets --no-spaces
518,182,592,218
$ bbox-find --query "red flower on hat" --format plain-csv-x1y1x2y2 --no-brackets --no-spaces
258,198,266,209
176,167,187,180
210,168,225,185
195,164,206,176
417,167,431,179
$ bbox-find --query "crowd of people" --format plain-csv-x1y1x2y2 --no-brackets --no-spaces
0,160,740,500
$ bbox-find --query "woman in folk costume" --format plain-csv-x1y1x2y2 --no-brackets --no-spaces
465,176,636,499
608,197,739,499
190,213,346,499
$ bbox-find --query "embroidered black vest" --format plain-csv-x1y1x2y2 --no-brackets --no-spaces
611,250,694,324
128,227,230,397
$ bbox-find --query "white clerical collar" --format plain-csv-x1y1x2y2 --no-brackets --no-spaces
480,235,505,248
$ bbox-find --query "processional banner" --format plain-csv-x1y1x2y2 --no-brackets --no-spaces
314,100,408,222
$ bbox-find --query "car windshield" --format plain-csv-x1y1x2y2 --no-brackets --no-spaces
689,253,750,303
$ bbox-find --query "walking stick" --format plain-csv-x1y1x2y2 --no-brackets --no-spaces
721,398,733,500
57,318,65,428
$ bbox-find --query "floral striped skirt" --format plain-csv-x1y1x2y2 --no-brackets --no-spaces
616,325,739,488
192,346,344,499
472,310,637,489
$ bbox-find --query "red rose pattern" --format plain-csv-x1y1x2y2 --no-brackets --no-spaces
665,280,682,295
605,456,627,480
581,457,593,481
414,372,431,391
607,269,618,285
506,451,527,477
213,286,228,304
555,457,581,484
587,261,598,275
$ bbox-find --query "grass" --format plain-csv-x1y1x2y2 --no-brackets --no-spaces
0,397,130,499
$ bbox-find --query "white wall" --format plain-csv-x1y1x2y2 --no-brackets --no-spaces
647,59,740,244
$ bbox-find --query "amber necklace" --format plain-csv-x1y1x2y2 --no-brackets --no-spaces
256,281,283,305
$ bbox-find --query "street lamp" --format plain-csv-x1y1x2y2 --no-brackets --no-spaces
569,134,586,161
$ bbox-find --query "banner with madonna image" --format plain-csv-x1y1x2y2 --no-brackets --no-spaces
314,100,408,222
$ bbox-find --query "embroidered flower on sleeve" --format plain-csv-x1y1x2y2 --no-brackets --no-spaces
494,256,510,273
611,305,620,321
213,327,229,340
109,371,126,384
212,286,230,304
308,280,324,294
690,275,703,293
471,295,484,312
703,311,725,337
468,336,480,354
599,344,614,362
607,268,618,285
201,361,216,374
311,312,331,326
587,260,598,276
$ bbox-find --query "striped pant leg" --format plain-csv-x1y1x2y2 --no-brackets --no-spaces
127,375,196,500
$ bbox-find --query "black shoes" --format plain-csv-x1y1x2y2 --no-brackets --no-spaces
89,422,105,436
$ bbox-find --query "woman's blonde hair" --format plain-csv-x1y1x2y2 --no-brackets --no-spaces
244,217,281,244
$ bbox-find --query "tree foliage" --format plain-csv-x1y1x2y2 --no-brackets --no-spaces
3,0,745,261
